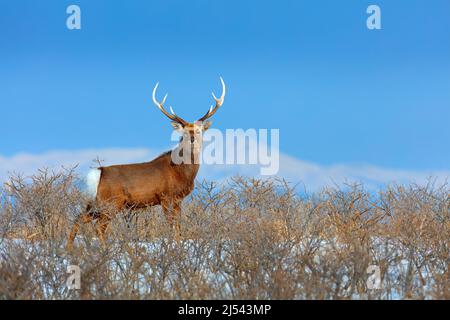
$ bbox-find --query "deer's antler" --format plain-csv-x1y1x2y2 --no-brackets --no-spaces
198,77,226,122
152,83,188,126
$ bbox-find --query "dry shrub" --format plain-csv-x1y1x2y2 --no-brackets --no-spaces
2,168,84,241
0,170,448,299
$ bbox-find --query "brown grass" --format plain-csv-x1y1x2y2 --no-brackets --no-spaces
0,169,448,299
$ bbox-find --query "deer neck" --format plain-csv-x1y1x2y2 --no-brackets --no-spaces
171,144,201,181
177,162,200,181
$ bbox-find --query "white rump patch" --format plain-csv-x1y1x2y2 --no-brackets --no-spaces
86,169,101,199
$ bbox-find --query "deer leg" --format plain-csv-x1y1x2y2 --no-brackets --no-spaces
125,209,137,230
173,200,182,240
161,200,172,225
161,199,181,241
67,207,96,250
67,222,79,250
95,213,110,246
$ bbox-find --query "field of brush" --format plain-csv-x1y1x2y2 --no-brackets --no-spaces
0,169,448,299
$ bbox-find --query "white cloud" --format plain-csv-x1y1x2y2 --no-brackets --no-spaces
0,148,156,182
0,148,448,191
198,152,449,191
275,154,449,191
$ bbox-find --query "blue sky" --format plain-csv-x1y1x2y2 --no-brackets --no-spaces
1,0,449,189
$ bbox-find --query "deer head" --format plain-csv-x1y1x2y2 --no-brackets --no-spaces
152,77,226,156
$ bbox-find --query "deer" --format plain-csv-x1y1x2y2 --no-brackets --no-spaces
67,77,226,248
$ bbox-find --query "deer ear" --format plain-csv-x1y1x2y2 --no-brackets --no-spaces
202,120,212,131
171,122,184,132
